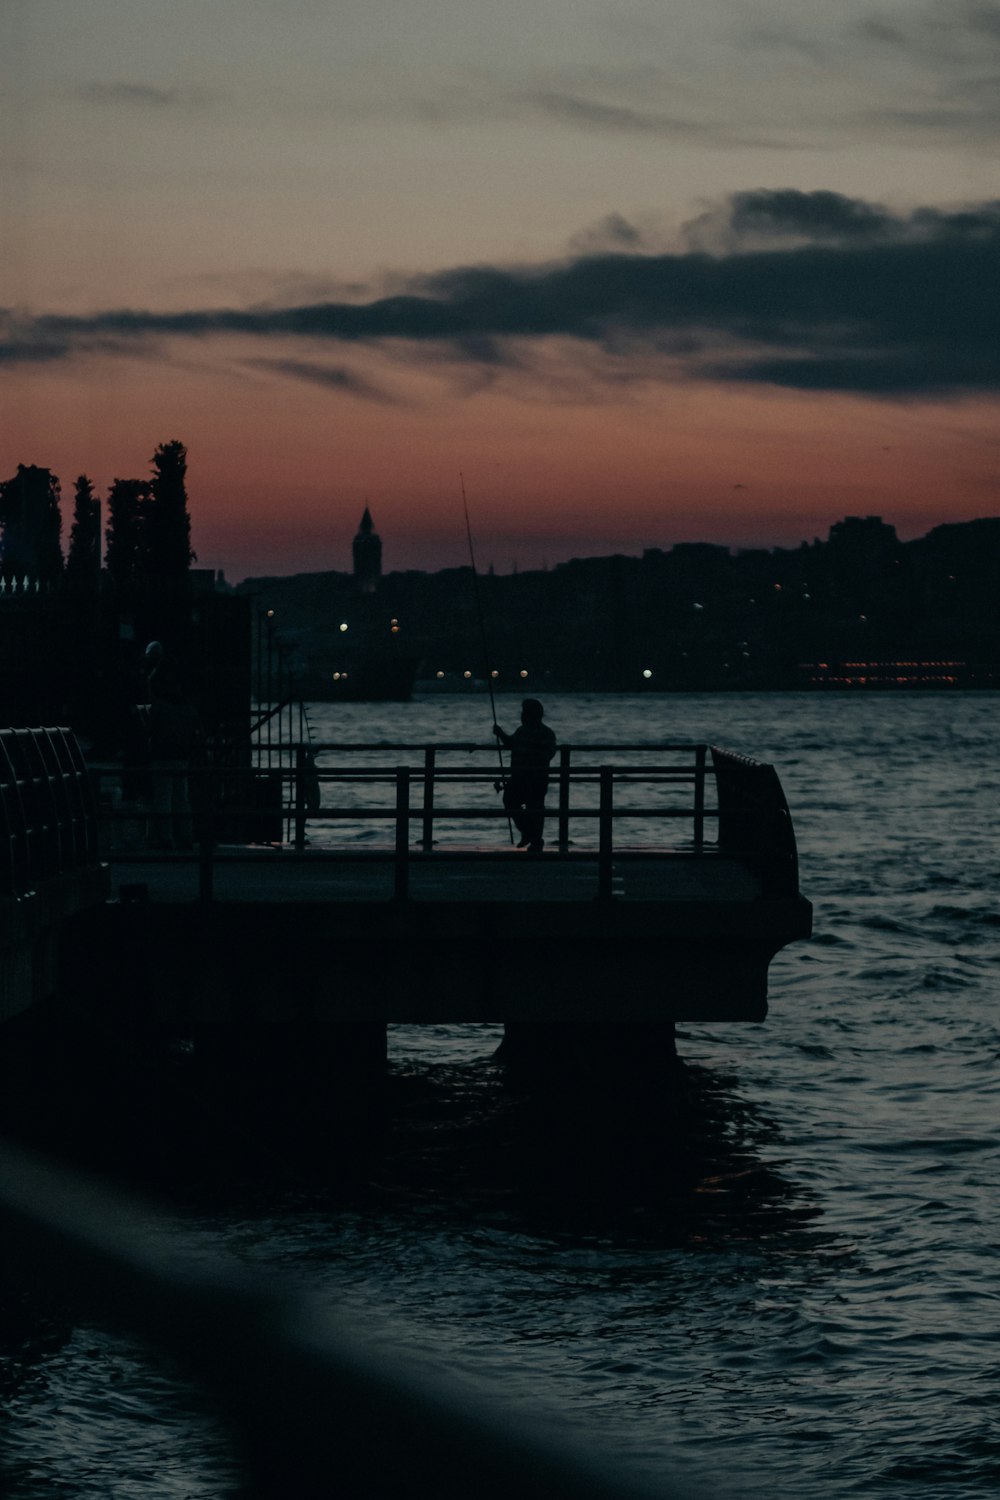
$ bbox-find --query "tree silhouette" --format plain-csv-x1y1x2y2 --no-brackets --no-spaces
104,478,148,596
0,464,64,584
145,439,195,586
66,474,101,589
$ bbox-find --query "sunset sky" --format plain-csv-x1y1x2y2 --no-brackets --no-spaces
2,0,999,579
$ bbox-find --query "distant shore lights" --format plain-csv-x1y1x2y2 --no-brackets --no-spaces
432,668,532,681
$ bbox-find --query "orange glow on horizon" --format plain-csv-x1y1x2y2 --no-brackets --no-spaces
3,344,998,580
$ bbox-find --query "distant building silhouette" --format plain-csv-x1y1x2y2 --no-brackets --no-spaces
237,510,1000,693
352,506,382,593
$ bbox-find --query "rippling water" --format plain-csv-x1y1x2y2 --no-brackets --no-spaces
3,692,999,1498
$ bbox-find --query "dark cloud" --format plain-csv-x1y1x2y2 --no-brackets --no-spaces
0,339,70,365
514,88,715,140
403,79,769,146
858,18,906,45
930,0,1000,41
857,1,1000,59
247,359,398,402
726,189,899,242
75,81,211,108
567,213,658,257
684,189,1000,252
3,193,1000,398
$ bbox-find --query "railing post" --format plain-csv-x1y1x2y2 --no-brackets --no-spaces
199,767,215,905
557,745,570,852
597,765,614,901
394,766,410,900
294,746,307,851
694,743,705,855
421,747,435,852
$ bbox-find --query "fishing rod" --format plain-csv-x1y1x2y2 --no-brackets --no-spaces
461,473,514,844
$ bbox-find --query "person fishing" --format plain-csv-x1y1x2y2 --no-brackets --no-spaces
493,699,557,854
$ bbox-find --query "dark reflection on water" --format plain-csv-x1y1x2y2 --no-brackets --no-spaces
367,1047,822,1252
1,1035,823,1500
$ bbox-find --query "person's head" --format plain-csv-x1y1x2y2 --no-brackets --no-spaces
521,698,544,723
144,641,164,666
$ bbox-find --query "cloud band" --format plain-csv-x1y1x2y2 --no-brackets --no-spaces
3,191,999,397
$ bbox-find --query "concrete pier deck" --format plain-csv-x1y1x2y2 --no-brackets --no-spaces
108,845,762,904
94,841,810,1027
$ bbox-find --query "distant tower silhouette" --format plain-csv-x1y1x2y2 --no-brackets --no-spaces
352,506,382,594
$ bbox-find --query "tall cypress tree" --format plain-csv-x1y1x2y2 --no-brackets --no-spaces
104,478,147,597
66,474,101,589
145,439,195,587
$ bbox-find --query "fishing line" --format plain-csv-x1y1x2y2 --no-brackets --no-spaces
461,473,514,843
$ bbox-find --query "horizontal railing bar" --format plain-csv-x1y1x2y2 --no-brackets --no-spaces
106,806,719,822
279,741,711,752
276,769,705,780
176,743,713,759
97,807,720,825
148,778,708,794
109,845,723,864
90,764,710,779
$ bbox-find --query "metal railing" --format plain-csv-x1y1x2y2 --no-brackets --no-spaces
95,742,717,898
0,727,101,897
91,740,801,905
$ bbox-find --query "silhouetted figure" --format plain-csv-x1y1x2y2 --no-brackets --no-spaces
493,698,557,854
302,748,322,816
144,640,198,850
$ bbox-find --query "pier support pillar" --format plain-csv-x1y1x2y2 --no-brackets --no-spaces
496,1021,677,1081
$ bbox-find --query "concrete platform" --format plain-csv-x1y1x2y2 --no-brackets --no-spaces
108,844,762,905
88,843,810,1026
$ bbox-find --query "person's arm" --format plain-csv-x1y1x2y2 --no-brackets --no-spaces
493,723,512,748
